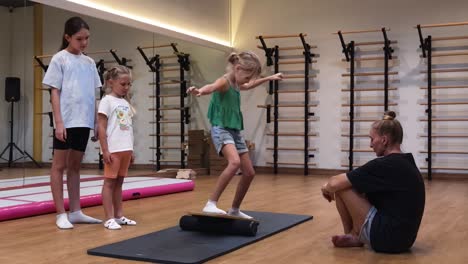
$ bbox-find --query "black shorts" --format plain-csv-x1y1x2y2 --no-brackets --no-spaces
53,127,90,152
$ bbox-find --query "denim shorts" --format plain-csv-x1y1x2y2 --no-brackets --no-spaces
359,206,377,246
211,126,248,156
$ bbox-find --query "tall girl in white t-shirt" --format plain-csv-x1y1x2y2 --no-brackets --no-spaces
43,17,102,229
97,65,137,230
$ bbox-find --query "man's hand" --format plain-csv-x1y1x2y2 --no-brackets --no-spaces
321,183,334,202
91,123,99,142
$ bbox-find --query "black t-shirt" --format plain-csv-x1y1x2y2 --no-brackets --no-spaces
347,153,425,253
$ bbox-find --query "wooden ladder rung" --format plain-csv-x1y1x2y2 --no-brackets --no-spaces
333,28,390,35
256,45,318,51
342,87,397,92
420,151,468,154
354,40,398,46
277,89,318,93
159,68,180,72
277,118,317,122
148,107,182,111
431,35,468,42
419,101,468,105
258,104,318,108
341,149,374,152
420,118,468,121
420,85,468,90
341,118,378,122
283,74,317,79
425,52,468,57
149,146,182,150
342,71,398,77
342,102,397,107
266,133,317,136
256,33,307,39
341,134,368,137
416,21,468,29
420,68,468,74
277,103,318,107
149,120,181,124
149,80,183,85
149,94,180,98
267,162,316,166
278,59,318,64
342,56,398,62
419,134,468,138
266,147,317,151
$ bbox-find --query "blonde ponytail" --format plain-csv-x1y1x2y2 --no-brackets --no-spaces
226,51,262,77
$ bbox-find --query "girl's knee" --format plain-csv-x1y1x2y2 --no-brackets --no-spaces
52,163,66,173
242,170,255,179
103,178,116,187
228,159,241,170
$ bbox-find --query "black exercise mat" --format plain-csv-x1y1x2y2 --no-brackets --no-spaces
88,211,313,264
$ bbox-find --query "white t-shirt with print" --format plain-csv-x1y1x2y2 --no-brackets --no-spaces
42,49,102,129
98,95,134,153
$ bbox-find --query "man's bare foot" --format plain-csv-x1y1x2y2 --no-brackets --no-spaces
332,234,364,247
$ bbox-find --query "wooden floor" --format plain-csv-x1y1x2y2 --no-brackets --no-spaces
0,168,467,264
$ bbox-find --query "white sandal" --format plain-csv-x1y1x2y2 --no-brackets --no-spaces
104,218,122,230
115,216,137,226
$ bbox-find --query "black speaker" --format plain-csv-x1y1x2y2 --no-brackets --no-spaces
5,77,20,102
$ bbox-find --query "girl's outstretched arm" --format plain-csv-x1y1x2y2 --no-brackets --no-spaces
187,77,228,97
240,72,283,90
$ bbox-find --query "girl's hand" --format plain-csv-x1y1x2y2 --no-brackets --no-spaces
186,86,202,97
131,154,135,164
269,72,283,81
91,123,99,142
102,150,112,164
55,123,67,142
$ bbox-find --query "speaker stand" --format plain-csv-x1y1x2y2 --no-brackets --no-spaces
0,101,41,168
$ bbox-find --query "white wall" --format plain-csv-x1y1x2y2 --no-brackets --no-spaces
231,0,468,171
87,0,231,43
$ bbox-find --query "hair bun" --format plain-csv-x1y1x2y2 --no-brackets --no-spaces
383,111,396,120
227,52,239,64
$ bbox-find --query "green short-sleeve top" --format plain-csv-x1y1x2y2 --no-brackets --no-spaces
207,77,243,130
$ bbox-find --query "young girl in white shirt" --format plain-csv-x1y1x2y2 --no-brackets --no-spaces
98,65,137,230
43,16,102,229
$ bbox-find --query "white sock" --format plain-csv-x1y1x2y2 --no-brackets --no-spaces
56,213,73,229
68,210,102,224
202,200,227,214
228,208,253,219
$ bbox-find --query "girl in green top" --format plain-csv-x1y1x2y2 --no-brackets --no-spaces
187,51,282,219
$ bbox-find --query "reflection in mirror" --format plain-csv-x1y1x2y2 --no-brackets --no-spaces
0,0,36,182
1,2,228,190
